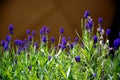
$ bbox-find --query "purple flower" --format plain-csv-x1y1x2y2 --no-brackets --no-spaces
61,44,66,50
67,36,71,41
14,39,19,46
1,40,5,47
3,42,9,50
26,29,30,35
75,56,80,62
75,37,79,42
98,17,103,24
28,65,32,70
32,30,35,37
58,44,62,48
46,27,50,34
42,36,47,43
88,19,93,29
40,29,43,35
93,35,98,44
42,25,47,34
70,43,74,49
113,38,120,50
106,29,111,36
93,73,97,77
84,10,90,18
5,35,11,43
51,37,55,43
62,37,67,45
8,24,14,34
28,36,32,42
60,27,64,34
48,56,52,60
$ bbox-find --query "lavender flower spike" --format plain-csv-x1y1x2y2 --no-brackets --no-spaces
8,24,14,34
84,10,90,18
106,29,111,37
75,56,80,62
60,27,64,34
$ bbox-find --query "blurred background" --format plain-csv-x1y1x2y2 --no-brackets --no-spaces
0,0,119,46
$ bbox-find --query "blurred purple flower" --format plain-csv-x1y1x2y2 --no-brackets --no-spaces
28,65,32,70
32,30,35,37
26,29,30,35
93,35,98,44
51,37,55,43
75,56,80,62
46,27,50,34
106,29,111,37
88,19,93,29
48,56,52,60
60,27,64,34
8,24,14,34
93,73,97,77
5,35,11,43
84,10,90,18
28,36,32,42
113,38,120,50
1,40,5,47
62,37,67,45
67,36,71,41
74,37,78,42
98,17,103,24
42,36,47,43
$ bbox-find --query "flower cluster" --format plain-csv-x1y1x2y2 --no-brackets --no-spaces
0,10,120,80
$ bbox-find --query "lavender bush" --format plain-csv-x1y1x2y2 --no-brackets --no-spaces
0,10,120,80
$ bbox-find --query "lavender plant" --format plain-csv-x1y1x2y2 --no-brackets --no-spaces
0,10,120,80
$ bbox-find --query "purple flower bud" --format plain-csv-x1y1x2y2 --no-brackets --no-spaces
113,38,120,50
61,44,66,50
93,35,98,44
75,37,79,42
75,56,80,62
60,27,64,34
18,40,23,46
26,29,30,35
48,56,52,60
62,37,67,45
88,19,93,29
106,29,111,36
28,36,32,42
58,44,62,48
93,73,97,77
98,17,103,24
14,39,19,46
32,30,35,37
67,36,71,41
70,43,74,49
5,35,11,43
51,37,55,43
1,40,5,47
40,29,43,35
42,36,47,43
28,65,32,70
42,25,47,34
84,10,90,18
46,27,50,34
8,24,14,34
3,42,9,50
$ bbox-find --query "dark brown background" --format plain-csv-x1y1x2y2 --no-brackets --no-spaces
0,0,116,43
